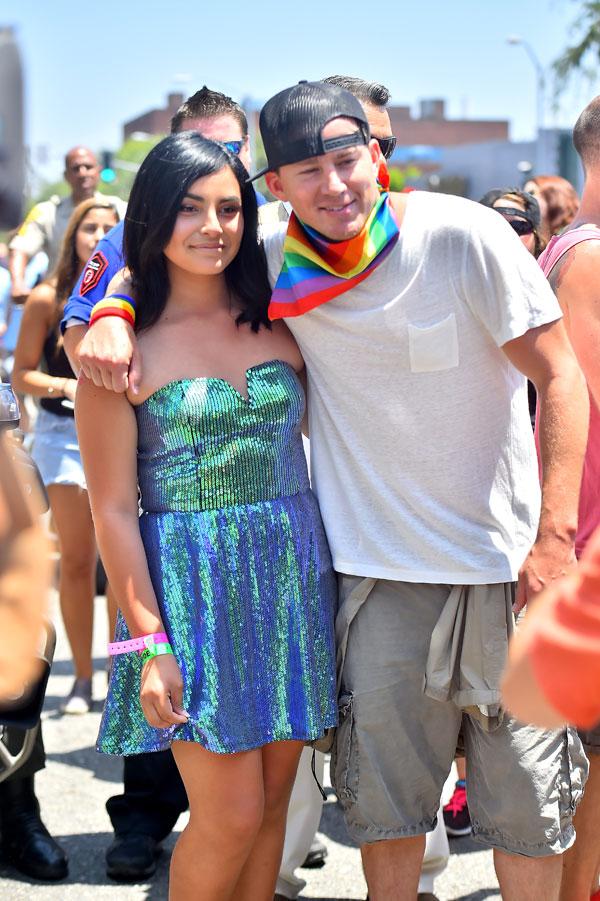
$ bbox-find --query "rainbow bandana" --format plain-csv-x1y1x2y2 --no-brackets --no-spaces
268,192,399,320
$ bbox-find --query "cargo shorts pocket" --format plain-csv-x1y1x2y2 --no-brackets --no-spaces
331,692,359,807
560,727,589,823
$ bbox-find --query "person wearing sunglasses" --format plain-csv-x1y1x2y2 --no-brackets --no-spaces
323,75,396,162
480,188,545,258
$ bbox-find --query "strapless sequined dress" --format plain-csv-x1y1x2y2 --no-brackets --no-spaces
97,360,337,755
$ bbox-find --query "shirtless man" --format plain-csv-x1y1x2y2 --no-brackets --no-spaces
521,96,600,901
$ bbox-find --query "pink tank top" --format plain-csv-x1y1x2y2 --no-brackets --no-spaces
537,227,600,557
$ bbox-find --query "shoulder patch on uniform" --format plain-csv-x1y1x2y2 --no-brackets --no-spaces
17,204,43,235
80,251,109,296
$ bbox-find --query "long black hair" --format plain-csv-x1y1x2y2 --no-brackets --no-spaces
124,132,271,332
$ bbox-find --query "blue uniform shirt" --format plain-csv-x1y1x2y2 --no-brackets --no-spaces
62,220,125,330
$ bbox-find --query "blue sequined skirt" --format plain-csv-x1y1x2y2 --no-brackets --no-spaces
97,490,337,755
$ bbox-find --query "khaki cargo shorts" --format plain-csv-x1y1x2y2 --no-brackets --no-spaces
330,575,588,856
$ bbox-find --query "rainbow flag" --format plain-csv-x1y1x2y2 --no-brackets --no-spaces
268,193,399,320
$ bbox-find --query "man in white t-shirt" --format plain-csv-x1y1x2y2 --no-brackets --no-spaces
67,81,590,900
251,82,589,901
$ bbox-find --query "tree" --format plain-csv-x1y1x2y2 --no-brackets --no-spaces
104,135,161,200
388,166,421,192
554,1,600,90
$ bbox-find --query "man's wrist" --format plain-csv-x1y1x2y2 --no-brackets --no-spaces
535,521,577,545
89,295,136,329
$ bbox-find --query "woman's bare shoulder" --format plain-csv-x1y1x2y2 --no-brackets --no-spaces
26,280,56,308
269,320,304,372
21,281,57,324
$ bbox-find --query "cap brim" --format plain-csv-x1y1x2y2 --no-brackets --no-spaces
494,205,537,227
247,165,270,182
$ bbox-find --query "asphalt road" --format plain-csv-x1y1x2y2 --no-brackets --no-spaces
0,593,502,900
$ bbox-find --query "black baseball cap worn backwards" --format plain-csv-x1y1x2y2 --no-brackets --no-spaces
249,80,371,181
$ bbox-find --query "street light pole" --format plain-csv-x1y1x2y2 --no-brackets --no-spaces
506,35,545,137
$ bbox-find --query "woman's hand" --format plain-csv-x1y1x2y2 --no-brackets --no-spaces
139,654,189,729
62,378,78,403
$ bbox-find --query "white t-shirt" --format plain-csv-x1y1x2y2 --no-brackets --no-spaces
263,191,562,584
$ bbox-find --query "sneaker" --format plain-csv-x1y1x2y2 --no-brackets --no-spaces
443,781,471,836
301,838,328,868
60,677,92,715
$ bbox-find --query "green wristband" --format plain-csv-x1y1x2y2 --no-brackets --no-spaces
140,642,173,666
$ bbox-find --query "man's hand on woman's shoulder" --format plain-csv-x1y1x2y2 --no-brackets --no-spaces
78,269,141,394
78,316,141,394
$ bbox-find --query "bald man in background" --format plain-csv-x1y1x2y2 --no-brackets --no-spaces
9,146,126,303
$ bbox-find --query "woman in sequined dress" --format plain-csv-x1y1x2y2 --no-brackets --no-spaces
75,133,337,901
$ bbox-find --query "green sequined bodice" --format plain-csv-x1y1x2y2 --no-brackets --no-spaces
135,359,309,512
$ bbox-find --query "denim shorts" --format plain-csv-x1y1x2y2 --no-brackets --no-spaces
330,575,588,856
30,408,86,490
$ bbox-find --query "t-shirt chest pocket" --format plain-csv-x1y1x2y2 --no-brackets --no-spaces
407,312,459,373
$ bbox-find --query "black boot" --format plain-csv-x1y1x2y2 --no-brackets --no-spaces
0,775,68,881
105,833,161,881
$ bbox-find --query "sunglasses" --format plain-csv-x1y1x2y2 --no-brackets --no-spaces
504,217,534,237
375,135,397,160
221,140,244,156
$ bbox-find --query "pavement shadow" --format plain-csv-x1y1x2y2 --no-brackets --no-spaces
0,830,178,889
317,794,359,849
44,745,123,784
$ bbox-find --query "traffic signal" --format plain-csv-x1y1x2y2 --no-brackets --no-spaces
100,150,116,184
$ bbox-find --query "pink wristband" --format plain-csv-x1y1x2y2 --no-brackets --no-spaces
108,632,169,656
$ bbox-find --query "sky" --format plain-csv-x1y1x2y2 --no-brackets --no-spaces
2,0,599,184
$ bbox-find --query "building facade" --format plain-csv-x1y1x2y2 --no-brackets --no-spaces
123,93,184,141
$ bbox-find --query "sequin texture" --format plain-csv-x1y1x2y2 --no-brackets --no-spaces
97,360,338,755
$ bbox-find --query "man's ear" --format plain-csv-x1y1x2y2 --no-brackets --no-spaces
265,170,287,201
368,138,382,166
